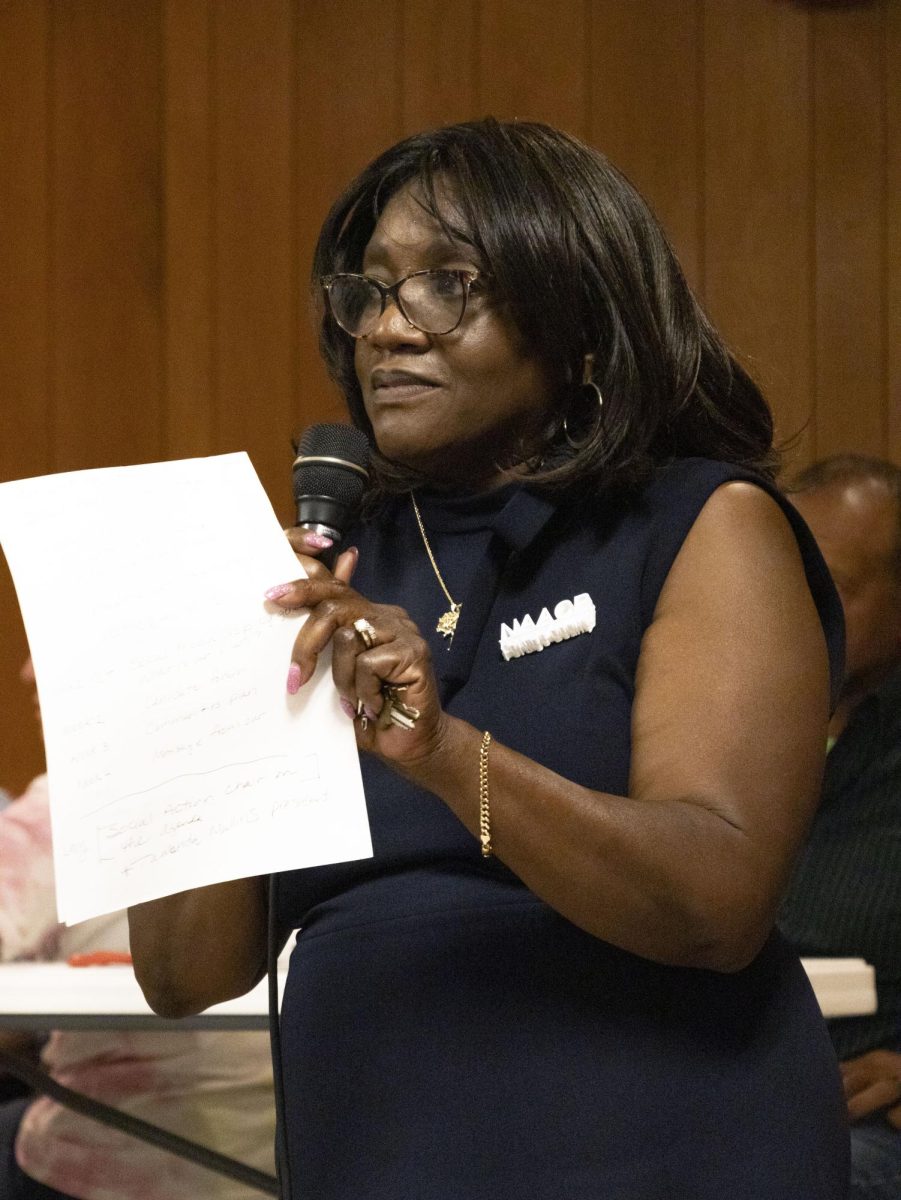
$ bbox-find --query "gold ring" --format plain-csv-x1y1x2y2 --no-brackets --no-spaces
353,617,377,650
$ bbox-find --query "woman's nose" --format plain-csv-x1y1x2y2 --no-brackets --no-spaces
364,298,430,349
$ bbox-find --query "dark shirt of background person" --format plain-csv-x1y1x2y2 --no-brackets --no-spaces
779,454,901,1196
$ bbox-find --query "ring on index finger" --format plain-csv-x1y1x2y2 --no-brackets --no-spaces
353,617,377,650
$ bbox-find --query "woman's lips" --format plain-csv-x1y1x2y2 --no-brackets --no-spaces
370,370,441,401
374,382,438,400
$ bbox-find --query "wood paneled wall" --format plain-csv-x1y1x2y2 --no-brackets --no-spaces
1,0,899,793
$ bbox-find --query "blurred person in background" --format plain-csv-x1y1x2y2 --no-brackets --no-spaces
0,658,277,1200
780,455,901,1200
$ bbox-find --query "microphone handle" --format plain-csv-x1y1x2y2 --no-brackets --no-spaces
298,518,342,540
296,496,356,571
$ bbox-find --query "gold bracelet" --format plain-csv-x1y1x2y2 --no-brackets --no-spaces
479,731,493,858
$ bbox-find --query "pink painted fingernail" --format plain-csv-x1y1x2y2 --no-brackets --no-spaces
286,663,303,695
364,705,378,722
266,583,294,601
339,697,356,719
304,532,334,550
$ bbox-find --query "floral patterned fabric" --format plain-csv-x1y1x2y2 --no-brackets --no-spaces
0,775,276,1200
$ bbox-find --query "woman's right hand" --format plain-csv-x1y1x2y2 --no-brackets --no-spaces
265,550,448,771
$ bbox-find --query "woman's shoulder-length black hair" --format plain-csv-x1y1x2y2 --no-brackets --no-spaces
311,117,777,498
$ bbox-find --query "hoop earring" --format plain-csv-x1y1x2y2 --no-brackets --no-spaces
563,380,604,451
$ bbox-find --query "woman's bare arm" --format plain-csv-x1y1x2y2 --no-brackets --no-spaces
128,875,270,1017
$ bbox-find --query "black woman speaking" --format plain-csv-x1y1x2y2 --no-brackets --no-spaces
129,119,848,1199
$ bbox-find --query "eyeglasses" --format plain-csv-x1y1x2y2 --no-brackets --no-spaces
321,269,483,338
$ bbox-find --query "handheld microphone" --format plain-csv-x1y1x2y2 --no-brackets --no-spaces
292,423,370,562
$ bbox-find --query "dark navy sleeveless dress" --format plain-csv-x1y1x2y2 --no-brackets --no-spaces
275,458,849,1199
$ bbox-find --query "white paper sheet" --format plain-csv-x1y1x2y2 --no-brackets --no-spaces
0,453,372,923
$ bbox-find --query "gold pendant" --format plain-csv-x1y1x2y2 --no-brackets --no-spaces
436,603,461,639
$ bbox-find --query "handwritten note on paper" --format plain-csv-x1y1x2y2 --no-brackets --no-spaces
0,453,372,924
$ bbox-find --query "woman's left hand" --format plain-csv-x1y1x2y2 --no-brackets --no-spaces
265,550,447,768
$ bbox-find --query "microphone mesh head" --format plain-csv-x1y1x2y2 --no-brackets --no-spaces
293,423,370,506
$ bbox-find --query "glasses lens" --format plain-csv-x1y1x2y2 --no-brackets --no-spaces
398,271,467,335
327,276,382,337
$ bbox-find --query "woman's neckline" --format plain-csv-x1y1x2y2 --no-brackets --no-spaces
408,480,522,533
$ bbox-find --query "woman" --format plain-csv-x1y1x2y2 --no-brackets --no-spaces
129,120,848,1198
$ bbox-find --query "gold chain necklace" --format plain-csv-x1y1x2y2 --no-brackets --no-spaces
410,494,461,639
